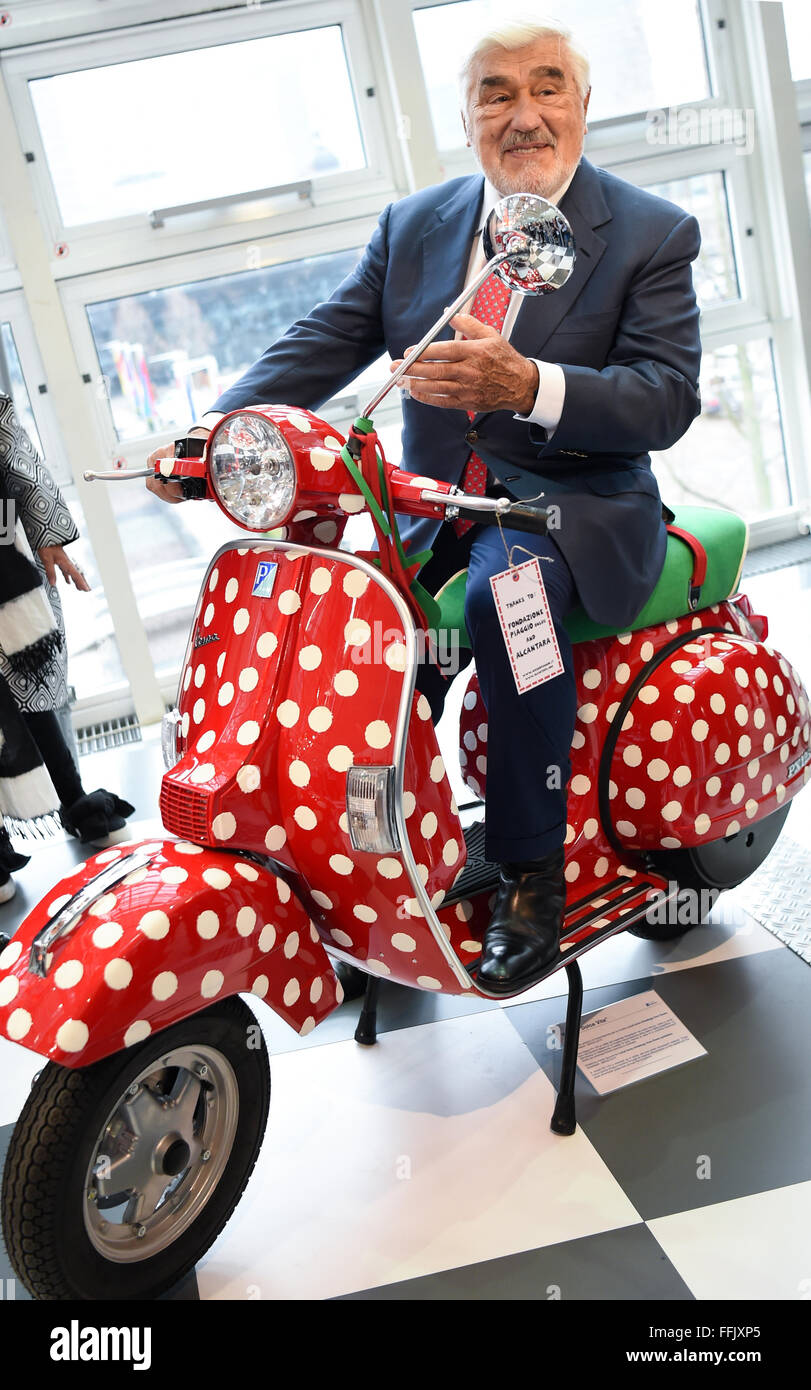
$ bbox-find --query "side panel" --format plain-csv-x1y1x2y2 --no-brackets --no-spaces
0,839,342,1067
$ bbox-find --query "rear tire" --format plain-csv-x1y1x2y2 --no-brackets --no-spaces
631,804,790,941
2,996,269,1301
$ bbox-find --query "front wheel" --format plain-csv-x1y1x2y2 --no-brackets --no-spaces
2,995,269,1300
631,804,790,941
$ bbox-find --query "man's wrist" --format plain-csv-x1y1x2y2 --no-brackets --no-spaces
516,359,540,416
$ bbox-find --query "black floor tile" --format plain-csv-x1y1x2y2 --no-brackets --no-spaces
506,947,811,1220
337,1222,694,1300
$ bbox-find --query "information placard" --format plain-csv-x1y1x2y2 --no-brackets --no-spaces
575,991,706,1095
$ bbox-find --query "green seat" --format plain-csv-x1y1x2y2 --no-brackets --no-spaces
433,504,749,648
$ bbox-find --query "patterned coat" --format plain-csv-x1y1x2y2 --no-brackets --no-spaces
0,393,78,713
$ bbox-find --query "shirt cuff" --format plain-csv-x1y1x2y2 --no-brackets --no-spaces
194,411,226,432
513,361,566,433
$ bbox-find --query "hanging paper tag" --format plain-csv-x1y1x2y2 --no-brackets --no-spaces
490,558,564,694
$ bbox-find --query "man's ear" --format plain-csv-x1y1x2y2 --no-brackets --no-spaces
583,86,591,130
461,107,471,147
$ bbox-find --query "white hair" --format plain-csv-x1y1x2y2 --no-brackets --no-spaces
458,14,591,111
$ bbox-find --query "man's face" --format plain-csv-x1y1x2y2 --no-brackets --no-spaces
463,39,590,198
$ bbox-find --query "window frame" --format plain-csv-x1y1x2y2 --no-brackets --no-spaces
2,0,400,279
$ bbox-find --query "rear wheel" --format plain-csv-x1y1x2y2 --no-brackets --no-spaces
2,996,269,1300
632,804,790,941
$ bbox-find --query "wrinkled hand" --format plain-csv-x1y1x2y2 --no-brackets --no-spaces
390,314,538,414
145,429,207,504
38,545,91,591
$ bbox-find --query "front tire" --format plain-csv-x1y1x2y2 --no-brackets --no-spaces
2,995,269,1300
632,804,790,941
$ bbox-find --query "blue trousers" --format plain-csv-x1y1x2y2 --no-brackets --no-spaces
416,522,578,865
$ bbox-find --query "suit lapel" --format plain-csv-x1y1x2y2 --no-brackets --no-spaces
419,175,484,343
507,158,612,363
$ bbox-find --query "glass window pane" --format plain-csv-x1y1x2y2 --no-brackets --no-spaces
804,149,811,221
85,246,363,440
85,245,374,677
0,322,43,456
37,482,128,700
413,0,710,147
652,339,790,518
29,26,366,227
783,0,811,83
643,171,739,309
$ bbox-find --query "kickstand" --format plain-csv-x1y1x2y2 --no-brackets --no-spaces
550,960,584,1136
354,975,380,1046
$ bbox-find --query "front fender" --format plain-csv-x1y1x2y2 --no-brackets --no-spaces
0,838,342,1067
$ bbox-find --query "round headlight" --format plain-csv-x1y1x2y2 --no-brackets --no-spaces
209,412,296,531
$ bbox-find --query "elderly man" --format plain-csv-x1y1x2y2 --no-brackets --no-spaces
148,18,701,992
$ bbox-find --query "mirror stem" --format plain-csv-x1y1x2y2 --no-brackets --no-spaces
363,249,514,418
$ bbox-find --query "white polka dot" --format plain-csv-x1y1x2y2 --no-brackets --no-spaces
691,720,709,742
661,801,682,822
753,708,766,730
417,976,442,990
203,602,215,627
138,910,171,940
277,700,301,729
309,567,332,597
103,958,132,991
430,756,445,783
310,446,335,472
0,976,19,1007
615,663,631,684
571,774,591,795
257,631,278,659
283,978,301,1007
377,858,402,879
265,825,286,852
776,714,787,738
583,668,601,689
714,743,731,765
237,667,259,694
56,1019,89,1053
674,684,695,704
442,839,460,865
564,861,580,883
297,646,322,673
623,745,642,766
217,652,226,677
640,641,654,661
365,720,391,749
123,1020,151,1048
152,971,178,1001
195,910,219,940
344,618,371,648
334,670,359,697
616,820,637,837
763,732,775,753
328,745,354,773
294,806,317,831
594,856,609,876
232,608,249,637
278,590,301,615
237,721,260,745
402,791,416,818
638,686,659,704
289,760,310,788
330,854,354,876
200,970,224,1000
420,813,438,839
738,734,752,757
651,721,673,742
577,703,598,723
647,759,669,782
53,958,83,990
306,706,332,734
259,924,276,952
745,798,758,819
734,667,749,688
236,765,261,794
224,577,239,603
251,975,269,999
625,787,646,809
0,940,23,971
392,932,416,952
203,868,231,890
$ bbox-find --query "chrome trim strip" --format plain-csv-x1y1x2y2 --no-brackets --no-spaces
28,848,154,978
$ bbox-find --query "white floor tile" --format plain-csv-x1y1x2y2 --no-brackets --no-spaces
196,1008,640,1300
648,1181,811,1300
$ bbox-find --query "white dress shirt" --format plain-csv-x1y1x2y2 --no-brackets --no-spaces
198,170,574,436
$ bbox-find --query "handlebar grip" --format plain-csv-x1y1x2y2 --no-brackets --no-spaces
456,501,550,536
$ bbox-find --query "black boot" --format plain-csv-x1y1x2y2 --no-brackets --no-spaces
477,847,566,993
60,789,135,846
0,824,30,874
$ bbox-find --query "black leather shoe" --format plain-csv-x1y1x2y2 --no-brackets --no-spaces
477,848,566,993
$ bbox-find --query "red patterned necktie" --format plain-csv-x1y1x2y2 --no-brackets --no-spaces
453,270,512,536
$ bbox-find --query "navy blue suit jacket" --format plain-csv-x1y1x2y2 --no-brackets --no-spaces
214,158,702,628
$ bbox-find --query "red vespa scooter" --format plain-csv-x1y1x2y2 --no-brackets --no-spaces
0,196,808,1301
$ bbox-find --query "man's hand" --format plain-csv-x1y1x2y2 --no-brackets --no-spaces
145,428,208,505
38,545,91,591
391,314,539,415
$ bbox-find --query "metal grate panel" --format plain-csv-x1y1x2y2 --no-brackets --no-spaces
76,714,142,756
159,780,209,843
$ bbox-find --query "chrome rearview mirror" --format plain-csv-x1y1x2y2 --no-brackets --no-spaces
482,193,576,294
364,193,575,417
